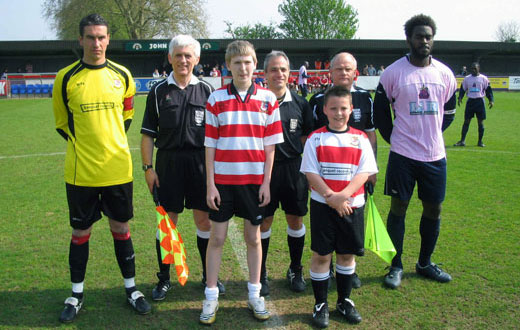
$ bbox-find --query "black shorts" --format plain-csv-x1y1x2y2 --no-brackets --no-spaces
310,199,365,256
265,157,308,217
155,148,208,213
384,151,446,203
66,182,133,230
464,98,486,120
209,184,265,225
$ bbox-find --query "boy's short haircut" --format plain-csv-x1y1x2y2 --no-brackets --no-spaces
169,34,201,57
323,85,352,106
225,40,257,66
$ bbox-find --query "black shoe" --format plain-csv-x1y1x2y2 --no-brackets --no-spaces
286,266,306,292
477,142,485,147
260,272,269,296
336,298,362,324
327,269,335,289
127,290,152,315
416,263,452,283
453,141,465,147
202,277,226,295
59,296,83,323
383,267,403,289
312,302,329,328
352,273,362,289
152,280,172,301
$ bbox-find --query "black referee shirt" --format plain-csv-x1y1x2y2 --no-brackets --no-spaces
141,74,214,150
309,85,375,132
275,90,313,162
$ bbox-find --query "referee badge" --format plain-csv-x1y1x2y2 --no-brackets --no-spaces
290,118,298,132
114,79,122,88
194,110,204,126
260,101,269,112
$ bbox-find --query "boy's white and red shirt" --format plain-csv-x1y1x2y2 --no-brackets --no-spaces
300,126,378,208
205,83,284,185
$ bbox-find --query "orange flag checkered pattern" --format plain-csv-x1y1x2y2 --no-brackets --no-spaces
156,205,189,286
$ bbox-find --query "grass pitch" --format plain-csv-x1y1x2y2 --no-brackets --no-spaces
0,93,519,329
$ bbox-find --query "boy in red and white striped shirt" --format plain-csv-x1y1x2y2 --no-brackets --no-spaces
301,86,377,327
200,40,283,325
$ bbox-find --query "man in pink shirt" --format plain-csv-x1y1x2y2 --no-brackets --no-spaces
374,14,457,289
454,62,494,147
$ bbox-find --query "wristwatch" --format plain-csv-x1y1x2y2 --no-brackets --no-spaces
142,164,153,171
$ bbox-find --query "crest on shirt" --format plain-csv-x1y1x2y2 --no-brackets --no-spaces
418,85,430,99
289,118,298,132
114,79,122,88
260,101,269,112
350,135,360,147
194,110,204,126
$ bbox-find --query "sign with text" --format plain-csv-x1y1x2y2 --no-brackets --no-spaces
125,41,219,52
508,76,520,90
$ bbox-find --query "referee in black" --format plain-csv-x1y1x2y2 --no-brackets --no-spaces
259,50,314,296
140,34,224,300
309,52,378,289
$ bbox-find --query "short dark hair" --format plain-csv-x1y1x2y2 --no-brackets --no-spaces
79,14,109,36
324,85,352,106
404,14,436,39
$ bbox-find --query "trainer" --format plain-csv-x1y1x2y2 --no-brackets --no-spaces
53,14,150,323
374,14,457,289
454,62,494,147
259,50,313,296
140,34,225,300
309,52,377,289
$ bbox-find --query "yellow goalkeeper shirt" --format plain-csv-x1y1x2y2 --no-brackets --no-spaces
53,59,135,187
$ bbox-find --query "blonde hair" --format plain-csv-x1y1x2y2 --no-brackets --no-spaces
225,40,257,66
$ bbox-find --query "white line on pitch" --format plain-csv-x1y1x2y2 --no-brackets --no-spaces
0,148,141,160
228,218,286,329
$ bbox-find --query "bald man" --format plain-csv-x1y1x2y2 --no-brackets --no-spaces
309,52,378,289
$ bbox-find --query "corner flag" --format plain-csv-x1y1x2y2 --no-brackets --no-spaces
364,191,396,264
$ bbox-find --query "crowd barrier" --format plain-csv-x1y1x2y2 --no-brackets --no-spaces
2,72,519,98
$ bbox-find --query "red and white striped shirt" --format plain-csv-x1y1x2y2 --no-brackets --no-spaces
205,83,284,185
300,126,378,208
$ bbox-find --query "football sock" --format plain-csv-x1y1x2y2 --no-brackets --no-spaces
112,230,135,279
478,123,485,142
387,212,406,269
287,224,305,269
248,282,261,300
418,216,441,267
71,282,84,299
205,286,219,301
460,122,470,142
336,263,355,302
310,270,330,305
197,230,210,279
69,234,90,284
155,237,170,281
260,230,271,278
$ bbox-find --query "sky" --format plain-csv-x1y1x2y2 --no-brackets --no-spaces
1,0,519,41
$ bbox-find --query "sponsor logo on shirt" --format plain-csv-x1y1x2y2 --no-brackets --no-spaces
409,101,439,115
80,102,115,112
352,108,361,122
321,166,353,176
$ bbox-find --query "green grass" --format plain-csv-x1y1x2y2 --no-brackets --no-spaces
0,93,519,329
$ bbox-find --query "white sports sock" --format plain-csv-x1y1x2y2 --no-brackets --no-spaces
247,282,261,300
124,277,135,289
336,263,356,275
205,286,219,301
72,282,84,294
260,229,271,239
287,224,306,238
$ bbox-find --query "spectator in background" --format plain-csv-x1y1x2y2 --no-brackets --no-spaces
315,59,322,70
161,70,168,78
1,68,7,80
377,65,385,75
367,64,376,76
298,61,310,98
324,60,330,70
152,69,161,78
25,62,33,73
459,65,467,76
362,64,369,76
221,62,228,76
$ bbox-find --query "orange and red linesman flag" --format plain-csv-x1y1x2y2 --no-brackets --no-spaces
154,186,189,286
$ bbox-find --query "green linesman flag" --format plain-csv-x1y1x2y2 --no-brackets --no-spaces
364,193,396,264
